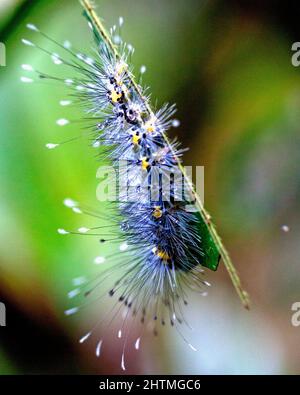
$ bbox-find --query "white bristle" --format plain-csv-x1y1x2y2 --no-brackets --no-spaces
188,343,197,352
76,53,84,60
172,119,180,128
72,207,82,214
140,65,146,74
85,57,94,66
65,79,74,85
113,35,121,45
119,242,128,252
94,256,105,265
56,118,69,126
57,228,69,235
78,227,90,233
51,53,62,65
63,198,77,208
21,38,35,47
64,307,79,316
121,353,126,371
96,340,103,357
59,100,72,106
68,289,80,299
281,225,290,232
72,277,86,286
119,17,124,27
21,64,33,71
135,337,141,350
20,76,33,83
45,143,59,150
53,58,63,65
63,40,71,49
26,23,39,32
79,332,91,344
118,330,122,338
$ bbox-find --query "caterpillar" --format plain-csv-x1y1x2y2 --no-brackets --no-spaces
21,0,249,371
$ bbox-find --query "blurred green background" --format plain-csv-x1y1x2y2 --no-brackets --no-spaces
0,0,300,374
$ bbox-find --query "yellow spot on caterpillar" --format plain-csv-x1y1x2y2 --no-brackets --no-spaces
144,119,155,133
146,123,154,133
152,247,170,262
141,157,150,171
132,133,141,146
110,89,122,103
153,206,162,219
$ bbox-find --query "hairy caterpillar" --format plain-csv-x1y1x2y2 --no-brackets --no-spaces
21,0,249,371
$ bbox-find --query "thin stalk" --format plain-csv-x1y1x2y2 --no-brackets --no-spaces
79,0,250,309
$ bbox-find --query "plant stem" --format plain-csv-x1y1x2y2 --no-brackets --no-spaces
79,0,250,309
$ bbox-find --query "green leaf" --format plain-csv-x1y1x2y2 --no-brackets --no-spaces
195,212,220,271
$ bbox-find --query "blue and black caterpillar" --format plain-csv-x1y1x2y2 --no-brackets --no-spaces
21,0,248,371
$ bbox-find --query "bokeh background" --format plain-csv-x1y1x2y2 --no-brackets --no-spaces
0,0,300,374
